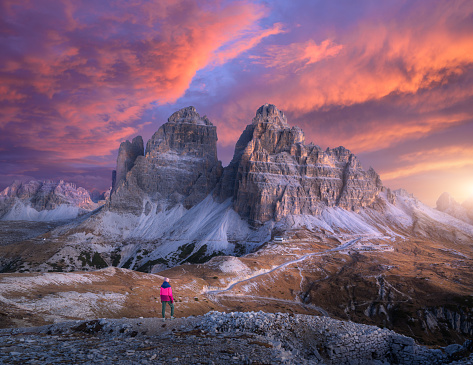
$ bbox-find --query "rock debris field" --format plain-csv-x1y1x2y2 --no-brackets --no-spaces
1,311,472,364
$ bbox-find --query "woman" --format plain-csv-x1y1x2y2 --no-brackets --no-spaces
160,277,174,320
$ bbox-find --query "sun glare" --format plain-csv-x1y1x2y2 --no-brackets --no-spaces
457,184,473,203
469,185,473,199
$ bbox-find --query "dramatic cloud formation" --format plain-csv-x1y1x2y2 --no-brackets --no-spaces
0,0,280,189
195,0,473,205
214,1,473,127
1,0,472,205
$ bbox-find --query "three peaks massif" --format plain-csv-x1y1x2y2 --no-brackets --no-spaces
0,104,472,348
110,104,381,223
2,104,389,270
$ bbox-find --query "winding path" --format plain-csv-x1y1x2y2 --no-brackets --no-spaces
203,237,364,315
205,237,361,295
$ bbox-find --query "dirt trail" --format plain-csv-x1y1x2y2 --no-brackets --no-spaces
202,238,365,315
205,237,362,296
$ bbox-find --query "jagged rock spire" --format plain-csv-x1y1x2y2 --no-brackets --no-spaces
110,107,222,213
168,106,211,125
110,103,382,223
112,136,144,193
252,104,288,128
215,104,382,225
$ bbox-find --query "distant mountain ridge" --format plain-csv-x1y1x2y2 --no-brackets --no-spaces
436,192,473,225
0,180,100,221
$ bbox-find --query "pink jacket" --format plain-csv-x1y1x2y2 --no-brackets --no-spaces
160,285,174,302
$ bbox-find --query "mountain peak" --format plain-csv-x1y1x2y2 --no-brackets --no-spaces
436,191,473,225
252,104,288,128
0,179,98,220
168,106,212,126
462,195,473,210
436,192,456,211
214,104,381,224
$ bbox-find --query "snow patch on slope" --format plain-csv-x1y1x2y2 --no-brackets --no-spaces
141,197,263,262
269,189,473,243
131,203,188,239
56,196,271,271
278,207,382,236
1,201,82,221
89,197,253,247
88,196,264,257
160,197,252,247
0,268,118,293
8,292,128,318
395,190,473,235
219,257,250,274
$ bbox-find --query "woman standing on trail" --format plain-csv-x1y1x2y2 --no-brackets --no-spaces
160,277,174,321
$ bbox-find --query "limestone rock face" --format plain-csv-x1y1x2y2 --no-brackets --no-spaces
110,104,382,222
112,136,144,193
166,106,212,125
215,104,382,225
110,106,222,214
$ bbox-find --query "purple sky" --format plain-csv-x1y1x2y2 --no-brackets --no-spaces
1,0,473,206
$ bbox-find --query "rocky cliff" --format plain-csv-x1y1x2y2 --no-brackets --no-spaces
110,106,223,214
215,104,383,225
112,136,144,194
0,180,98,220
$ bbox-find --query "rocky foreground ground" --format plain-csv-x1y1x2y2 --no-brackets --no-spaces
1,311,472,364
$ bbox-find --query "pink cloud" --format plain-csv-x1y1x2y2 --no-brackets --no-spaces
214,22,285,66
251,39,344,69
0,0,277,161
317,112,471,154
381,145,473,181
213,1,473,153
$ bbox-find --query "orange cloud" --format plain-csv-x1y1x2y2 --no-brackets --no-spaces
380,145,473,181
325,113,470,153
229,2,472,113
212,1,473,155
0,0,277,160
251,39,344,69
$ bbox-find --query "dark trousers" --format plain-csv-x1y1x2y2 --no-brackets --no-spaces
161,301,174,318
